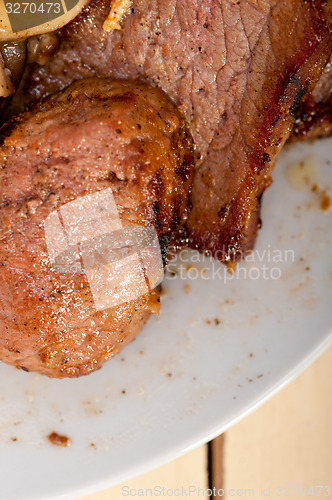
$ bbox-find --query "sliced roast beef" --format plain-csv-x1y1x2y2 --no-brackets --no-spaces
12,0,332,261
0,78,194,377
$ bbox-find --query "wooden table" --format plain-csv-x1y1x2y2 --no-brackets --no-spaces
80,346,331,499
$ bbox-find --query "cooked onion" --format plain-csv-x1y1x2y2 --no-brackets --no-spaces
103,0,132,31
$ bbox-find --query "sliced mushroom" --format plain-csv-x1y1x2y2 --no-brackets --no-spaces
27,32,59,65
0,51,14,98
1,40,26,86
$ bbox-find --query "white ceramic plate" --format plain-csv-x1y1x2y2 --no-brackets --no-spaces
0,138,331,500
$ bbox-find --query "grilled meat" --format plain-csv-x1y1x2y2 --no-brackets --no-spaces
0,78,194,377
13,0,332,260
0,0,331,377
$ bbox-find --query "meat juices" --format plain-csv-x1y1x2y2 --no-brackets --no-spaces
0,78,194,377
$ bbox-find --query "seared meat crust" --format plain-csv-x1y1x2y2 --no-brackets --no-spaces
291,57,332,142
0,78,194,377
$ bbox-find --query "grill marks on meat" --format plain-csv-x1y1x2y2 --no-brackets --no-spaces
0,78,194,377
16,0,332,261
